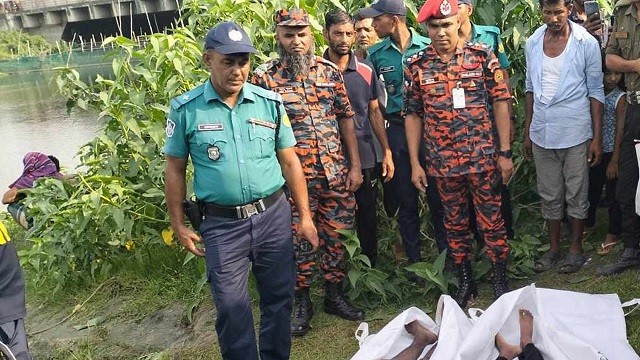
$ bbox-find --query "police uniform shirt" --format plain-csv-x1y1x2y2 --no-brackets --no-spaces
0,224,26,325
471,24,511,69
163,80,297,206
367,29,432,118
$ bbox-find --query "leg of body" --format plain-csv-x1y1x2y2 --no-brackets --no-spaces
426,175,448,253
605,175,622,244
500,184,515,241
316,178,364,321
563,142,590,256
0,319,31,360
200,215,257,360
532,143,565,271
389,320,438,360
598,105,640,274
434,176,476,307
469,171,509,298
252,195,295,360
290,175,321,336
586,152,608,229
387,123,421,262
355,166,379,265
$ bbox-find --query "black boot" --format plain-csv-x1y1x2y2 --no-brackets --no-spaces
597,247,640,276
491,260,510,300
291,288,313,337
454,259,478,308
324,281,365,321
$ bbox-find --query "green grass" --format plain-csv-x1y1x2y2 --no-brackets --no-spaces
4,204,639,359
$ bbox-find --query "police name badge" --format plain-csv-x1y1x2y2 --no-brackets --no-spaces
166,119,176,138
207,145,221,161
198,123,224,131
452,82,466,109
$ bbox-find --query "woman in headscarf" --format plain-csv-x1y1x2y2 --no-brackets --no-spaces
2,152,62,229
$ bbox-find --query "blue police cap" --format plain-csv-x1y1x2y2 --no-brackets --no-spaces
204,22,257,54
359,0,407,18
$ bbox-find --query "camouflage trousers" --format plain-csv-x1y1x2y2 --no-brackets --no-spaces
291,168,355,289
434,171,509,265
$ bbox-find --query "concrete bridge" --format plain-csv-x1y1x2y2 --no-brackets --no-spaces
0,0,181,42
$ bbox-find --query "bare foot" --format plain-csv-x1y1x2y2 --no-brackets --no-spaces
519,308,534,349
495,333,522,360
603,233,618,246
405,320,438,346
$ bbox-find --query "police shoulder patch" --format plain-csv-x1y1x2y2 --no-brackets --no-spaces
478,25,500,35
171,85,204,109
250,83,283,103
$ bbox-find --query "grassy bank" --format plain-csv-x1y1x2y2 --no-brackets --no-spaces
4,207,639,359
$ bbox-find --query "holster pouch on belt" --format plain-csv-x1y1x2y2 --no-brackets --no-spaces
182,199,203,231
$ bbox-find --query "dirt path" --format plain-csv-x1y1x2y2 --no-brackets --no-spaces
26,299,219,358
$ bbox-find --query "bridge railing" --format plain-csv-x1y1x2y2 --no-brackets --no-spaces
17,0,114,13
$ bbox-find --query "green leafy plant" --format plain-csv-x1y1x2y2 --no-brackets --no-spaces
340,229,403,307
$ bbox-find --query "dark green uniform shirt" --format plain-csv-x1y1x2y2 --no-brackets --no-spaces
163,80,297,206
367,29,431,119
471,24,511,69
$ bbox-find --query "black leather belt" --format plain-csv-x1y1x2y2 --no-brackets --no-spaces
386,113,404,124
202,188,284,219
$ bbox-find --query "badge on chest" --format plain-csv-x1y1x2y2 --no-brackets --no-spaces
208,145,220,161
452,81,466,109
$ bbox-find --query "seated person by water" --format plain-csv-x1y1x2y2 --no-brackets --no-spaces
2,152,62,229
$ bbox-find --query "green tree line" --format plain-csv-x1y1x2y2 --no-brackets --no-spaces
16,0,596,302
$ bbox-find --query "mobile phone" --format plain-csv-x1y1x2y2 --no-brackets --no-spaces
584,1,600,19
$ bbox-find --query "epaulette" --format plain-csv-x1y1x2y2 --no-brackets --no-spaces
254,58,280,77
476,24,500,35
467,41,492,55
405,50,425,65
247,83,283,103
170,84,204,109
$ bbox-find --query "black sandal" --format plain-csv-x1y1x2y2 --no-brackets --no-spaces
534,251,562,273
558,253,586,274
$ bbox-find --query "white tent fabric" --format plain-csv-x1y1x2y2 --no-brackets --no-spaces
351,285,640,360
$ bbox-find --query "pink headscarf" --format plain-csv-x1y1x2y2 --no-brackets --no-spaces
9,152,62,189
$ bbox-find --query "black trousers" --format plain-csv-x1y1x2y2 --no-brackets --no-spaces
356,165,381,265
616,103,640,249
382,123,447,261
586,152,621,235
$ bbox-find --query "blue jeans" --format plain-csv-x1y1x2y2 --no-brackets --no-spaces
200,194,295,360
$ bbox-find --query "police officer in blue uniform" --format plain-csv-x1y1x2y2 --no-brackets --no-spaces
164,22,318,360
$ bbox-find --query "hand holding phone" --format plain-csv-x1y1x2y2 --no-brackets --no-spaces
584,1,600,19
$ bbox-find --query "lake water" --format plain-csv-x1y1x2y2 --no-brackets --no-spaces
0,67,103,208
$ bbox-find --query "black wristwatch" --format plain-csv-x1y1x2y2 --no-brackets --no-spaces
498,150,513,159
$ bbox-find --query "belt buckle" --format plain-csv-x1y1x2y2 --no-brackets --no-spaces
242,203,259,218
